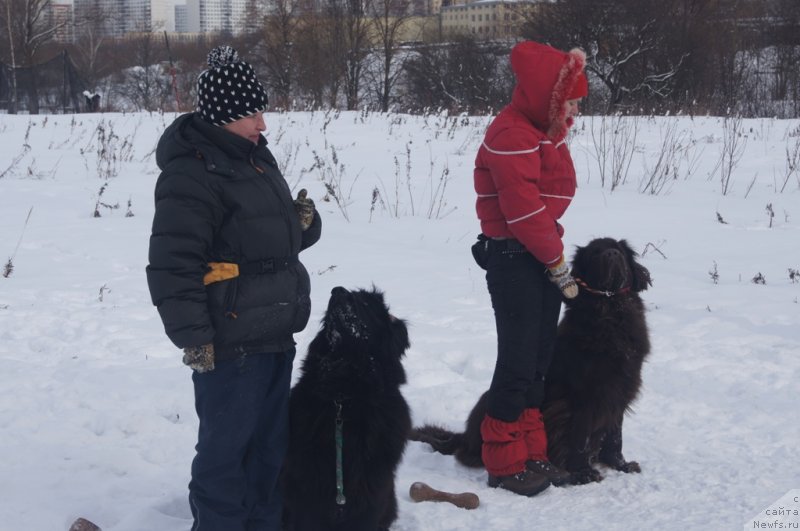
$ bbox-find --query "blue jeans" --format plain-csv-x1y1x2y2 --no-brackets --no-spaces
485,244,562,422
189,349,295,531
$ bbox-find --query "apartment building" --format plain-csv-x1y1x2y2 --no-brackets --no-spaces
440,0,540,39
65,0,538,41
49,2,75,43
73,0,176,36
177,0,249,33
71,0,247,37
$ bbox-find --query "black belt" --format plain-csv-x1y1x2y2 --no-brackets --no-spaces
486,237,526,252
238,256,298,274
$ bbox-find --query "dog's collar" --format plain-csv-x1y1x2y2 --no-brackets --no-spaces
573,276,631,297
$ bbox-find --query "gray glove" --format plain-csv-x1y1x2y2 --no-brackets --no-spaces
547,256,578,299
294,189,316,231
182,343,215,373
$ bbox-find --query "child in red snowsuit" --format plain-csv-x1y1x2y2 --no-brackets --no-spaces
473,40,588,496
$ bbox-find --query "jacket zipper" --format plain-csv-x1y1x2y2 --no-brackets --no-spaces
250,152,296,252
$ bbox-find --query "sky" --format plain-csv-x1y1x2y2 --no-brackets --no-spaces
0,110,798,530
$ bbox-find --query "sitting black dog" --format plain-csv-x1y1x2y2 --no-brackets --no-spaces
283,286,411,531
411,238,652,484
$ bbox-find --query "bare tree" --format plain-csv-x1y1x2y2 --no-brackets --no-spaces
339,0,370,109
243,0,300,110
0,0,68,113
72,27,109,91
291,0,369,109
114,28,170,111
398,40,448,111
365,0,414,111
401,37,513,113
167,34,220,112
293,11,340,107
522,0,687,112
69,2,116,105
1,0,19,112
767,0,800,116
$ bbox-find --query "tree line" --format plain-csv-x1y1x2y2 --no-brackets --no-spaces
0,0,798,116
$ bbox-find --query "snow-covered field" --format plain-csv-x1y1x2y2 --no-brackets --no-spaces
0,110,798,530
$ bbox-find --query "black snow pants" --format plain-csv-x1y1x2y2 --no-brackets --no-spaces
484,239,563,423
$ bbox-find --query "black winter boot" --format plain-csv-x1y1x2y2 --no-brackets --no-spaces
487,469,550,497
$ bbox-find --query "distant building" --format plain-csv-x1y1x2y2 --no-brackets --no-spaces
441,0,541,39
70,0,531,39
149,0,177,31
428,0,445,14
183,0,249,34
49,2,75,43
174,2,189,32
74,0,177,36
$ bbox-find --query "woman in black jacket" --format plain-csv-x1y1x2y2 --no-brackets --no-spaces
146,46,321,531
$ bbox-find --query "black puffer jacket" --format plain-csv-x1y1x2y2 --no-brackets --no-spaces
147,113,321,359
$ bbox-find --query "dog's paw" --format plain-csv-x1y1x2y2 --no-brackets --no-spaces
570,467,603,484
616,460,641,474
600,453,641,474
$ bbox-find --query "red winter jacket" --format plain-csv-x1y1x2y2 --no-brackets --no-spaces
474,41,586,266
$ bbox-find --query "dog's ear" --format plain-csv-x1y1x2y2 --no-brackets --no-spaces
390,318,410,358
632,263,652,292
619,240,652,292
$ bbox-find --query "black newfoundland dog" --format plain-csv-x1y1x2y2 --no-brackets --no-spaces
283,286,411,531
411,238,652,485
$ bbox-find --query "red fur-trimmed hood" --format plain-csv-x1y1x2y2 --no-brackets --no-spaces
510,41,586,142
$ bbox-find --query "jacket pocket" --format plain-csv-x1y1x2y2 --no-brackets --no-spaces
207,277,240,320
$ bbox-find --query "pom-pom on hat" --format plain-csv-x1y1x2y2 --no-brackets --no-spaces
196,45,269,126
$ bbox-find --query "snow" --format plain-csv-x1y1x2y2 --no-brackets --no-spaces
0,110,798,530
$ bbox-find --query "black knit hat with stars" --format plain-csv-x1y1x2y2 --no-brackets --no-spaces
196,46,268,126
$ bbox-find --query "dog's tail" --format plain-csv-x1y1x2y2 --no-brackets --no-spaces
410,425,485,468
409,425,464,455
